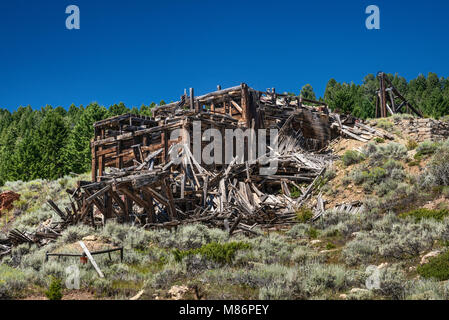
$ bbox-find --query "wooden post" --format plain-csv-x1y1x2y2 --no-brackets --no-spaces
91,141,97,182
388,89,396,113
163,129,169,163
98,129,105,181
379,73,387,118
79,241,104,278
163,180,177,220
147,195,155,223
124,191,133,222
195,100,200,113
241,83,251,127
189,88,194,111
104,191,112,221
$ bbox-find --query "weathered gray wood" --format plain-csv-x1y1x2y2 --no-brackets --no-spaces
79,241,104,278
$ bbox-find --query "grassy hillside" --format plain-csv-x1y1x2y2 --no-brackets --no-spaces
1,130,449,300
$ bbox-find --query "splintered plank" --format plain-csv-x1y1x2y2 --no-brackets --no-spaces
47,200,67,221
110,191,127,215
162,179,177,220
340,128,368,142
78,241,104,278
86,185,111,204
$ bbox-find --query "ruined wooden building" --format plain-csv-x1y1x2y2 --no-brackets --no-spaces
91,83,335,182
60,83,338,229
37,82,392,235
0,83,401,254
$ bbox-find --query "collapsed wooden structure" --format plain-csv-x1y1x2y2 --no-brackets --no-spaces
0,83,396,256
90,84,335,182
59,84,396,232
376,72,423,118
76,83,339,233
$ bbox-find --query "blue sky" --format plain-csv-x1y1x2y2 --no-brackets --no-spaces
0,0,448,111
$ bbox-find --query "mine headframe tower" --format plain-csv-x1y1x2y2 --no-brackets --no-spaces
375,72,423,118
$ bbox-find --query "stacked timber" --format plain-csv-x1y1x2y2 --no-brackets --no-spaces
329,113,394,142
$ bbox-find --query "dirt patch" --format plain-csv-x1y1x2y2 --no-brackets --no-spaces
325,179,367,208
0,191,20,216
422,197,449,210
331,138,367,157
324,138,370,208
52,235,115,255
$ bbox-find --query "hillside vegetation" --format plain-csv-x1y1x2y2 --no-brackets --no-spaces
1,127,449,300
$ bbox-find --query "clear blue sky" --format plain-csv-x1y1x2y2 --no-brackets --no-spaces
0,0,448,111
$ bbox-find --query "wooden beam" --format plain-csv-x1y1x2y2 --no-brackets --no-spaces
230,100,243,114
79,241,104,278
190,87,195,111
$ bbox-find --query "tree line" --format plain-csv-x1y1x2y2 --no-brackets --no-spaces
0,101,162,186
1,72,448,185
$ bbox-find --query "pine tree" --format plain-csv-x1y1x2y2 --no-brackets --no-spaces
108,102,129,117
11,131,41,181
37,110,69,179
300,84,316,100
63,103,108,174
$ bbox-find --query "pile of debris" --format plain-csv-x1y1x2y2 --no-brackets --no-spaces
0,215,72,257
64,142,332,235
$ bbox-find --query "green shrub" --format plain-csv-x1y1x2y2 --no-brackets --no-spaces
376,119,393,131
245,234,294,265
408,160,421,167
382,159,403,173
342,150,365,166
374,137,385,144
295,207,313,223
148,224,228,250
45,277,63,300
291,246,323,264
406,139,418,150
416,141,439,157
0,265,29,299
289,186,301,198
427,143,449,186
353,167,387,187
374,265,406,300
287,224,318,239
286,224,312,239
324,169,337,182
365,142,407,163
172,241,250,264
308,227,319,239
325,242,336,250
400,208,449,222
343,214,445,265
369,167,388,183
374,179,398,196
405,279,449,300
417,250,449,281
442,187,449,199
